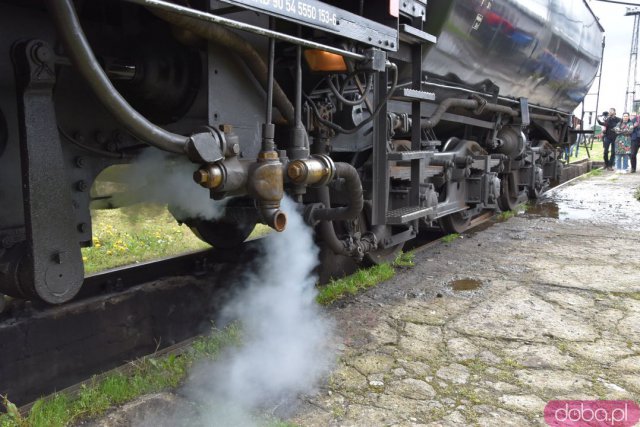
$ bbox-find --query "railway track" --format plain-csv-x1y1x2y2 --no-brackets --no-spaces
2,159,597,410
0,242,262,406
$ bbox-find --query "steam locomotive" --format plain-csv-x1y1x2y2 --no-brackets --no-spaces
0,0,603,303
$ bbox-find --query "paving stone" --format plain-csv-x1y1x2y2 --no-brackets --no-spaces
478,350,502,364
620,374,640,393
369,320,398,346
349,353,395,376
330,365,368,391
613,355,640,372
515,370,592,393
542,290,595,309
387,378,437,400
446,337,479,361
568,340,634,364
475,407,532,427
449,287,598,342
618,312,640,342
504,344,574,369
499,394,547,414
483,380,521,393
435,363,470,385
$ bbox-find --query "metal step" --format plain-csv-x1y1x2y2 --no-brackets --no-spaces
388,150,431,161
399,24,437,45
393,87,436,102
387,206,433,224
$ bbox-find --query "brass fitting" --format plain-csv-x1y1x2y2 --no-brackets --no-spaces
193,164,224,189
249,151,286,232
287,154,335,186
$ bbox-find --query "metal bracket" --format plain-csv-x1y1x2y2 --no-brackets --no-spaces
12,40,84,303
519,98,530,126
399,0,427,20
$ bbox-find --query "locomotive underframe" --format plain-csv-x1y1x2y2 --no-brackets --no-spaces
0,0,577,303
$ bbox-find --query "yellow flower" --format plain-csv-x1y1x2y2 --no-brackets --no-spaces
95,243,101,248
82,256,88,262
106,250,113,255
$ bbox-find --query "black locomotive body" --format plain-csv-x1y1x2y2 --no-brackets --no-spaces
0,0,603,303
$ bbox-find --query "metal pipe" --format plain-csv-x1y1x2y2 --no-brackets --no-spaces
49,0,189,154
266,33,275,125
420,97,560,129
311,162,363,222
422,81,572,116
123,0,366,61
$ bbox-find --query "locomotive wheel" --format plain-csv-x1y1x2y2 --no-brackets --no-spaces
438,138,488,234
498,173,520,211
174,198,258,249
439,212,472,234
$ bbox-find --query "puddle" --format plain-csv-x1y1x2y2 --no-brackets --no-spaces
449,278,482,291
524,175,640,227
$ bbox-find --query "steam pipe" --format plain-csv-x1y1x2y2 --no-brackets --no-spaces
49,0,189,154
150,8,296,124
420,98,564,129
421,98,517,129
311,162,363,222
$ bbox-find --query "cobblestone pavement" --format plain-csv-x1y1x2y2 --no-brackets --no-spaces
290,171,640,426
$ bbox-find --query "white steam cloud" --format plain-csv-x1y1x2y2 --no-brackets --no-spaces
182,197,334,426
109,148,225,220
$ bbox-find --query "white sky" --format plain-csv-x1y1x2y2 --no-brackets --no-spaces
579,0,638,122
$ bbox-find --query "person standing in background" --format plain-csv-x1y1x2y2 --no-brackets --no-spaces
614,112,632,172
630,113,640,173
597,108,621,171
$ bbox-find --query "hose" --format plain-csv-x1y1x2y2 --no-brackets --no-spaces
48,0,189,154
151,9,296,125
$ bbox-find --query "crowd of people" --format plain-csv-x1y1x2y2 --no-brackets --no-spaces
596,107,640,173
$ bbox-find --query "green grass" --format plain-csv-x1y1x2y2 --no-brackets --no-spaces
1,325,242,427
393,250,415,267
315,251,415,305
82,206,270,274
316,264,395,305
568,139,604,163
441,233,460,243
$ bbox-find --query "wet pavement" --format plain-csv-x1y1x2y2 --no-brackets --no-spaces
290,170,640,426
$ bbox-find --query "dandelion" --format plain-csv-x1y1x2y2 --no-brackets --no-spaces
95,243,102,248
82,256,88,262
106,250,113,255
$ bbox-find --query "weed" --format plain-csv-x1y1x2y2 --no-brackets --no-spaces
496,210,516,221
500,357,523,369
634,186,640,201
583,168,604,179
441,233,460,243
459,358,489,375
316,264,395,305
393,251,415,268
556,340,570,354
